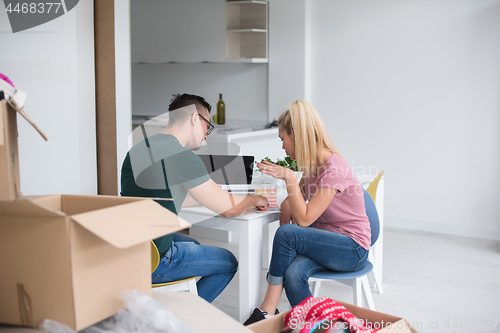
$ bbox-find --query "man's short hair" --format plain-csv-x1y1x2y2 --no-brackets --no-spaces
169,93,212,114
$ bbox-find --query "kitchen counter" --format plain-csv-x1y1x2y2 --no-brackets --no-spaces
131,115,284,160
132,115,279,142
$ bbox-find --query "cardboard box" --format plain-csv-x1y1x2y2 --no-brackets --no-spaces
151,291,253,333
0,291,253,333
0,292,417,333
0,99,47,201
0,194,191,330
0,100,21,201
0,326,43,333
248,300,418,333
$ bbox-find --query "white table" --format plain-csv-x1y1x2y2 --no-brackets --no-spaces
179,206,280,322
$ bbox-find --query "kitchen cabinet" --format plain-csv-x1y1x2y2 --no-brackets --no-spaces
131,0,226,63
131,0,269,64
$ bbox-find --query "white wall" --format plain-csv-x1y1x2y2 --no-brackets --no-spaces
268,0,307,122
0,0,97,196
131,63,268,122
306,0,500,239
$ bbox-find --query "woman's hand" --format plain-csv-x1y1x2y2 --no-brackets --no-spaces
256,160,295,181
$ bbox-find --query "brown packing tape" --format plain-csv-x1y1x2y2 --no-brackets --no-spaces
14,169,20,200
16,284,32,327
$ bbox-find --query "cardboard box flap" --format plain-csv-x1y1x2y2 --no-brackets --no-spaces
0,197,65,218
56,194,174,216
70,199,191,249
58,194,147,216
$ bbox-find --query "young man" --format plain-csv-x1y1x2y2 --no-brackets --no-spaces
121,93,268,302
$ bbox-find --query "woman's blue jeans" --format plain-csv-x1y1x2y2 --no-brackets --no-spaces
267,224,368,307
152,234,238,303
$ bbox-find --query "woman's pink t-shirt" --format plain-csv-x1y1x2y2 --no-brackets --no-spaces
303,154,371,250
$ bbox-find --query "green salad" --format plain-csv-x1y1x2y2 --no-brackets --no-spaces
258,156,298,171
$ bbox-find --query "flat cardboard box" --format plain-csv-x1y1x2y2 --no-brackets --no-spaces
248,300,418,333
0,194,191,330
0,291,253,333
0,100,21,201
151,291,253,333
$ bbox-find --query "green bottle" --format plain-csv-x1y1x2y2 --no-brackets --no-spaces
217,93,225,125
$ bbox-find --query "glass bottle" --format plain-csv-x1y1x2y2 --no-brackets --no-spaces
217,93,225,125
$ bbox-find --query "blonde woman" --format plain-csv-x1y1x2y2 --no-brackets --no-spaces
244,100,371,325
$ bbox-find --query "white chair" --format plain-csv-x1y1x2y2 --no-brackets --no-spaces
308,188,380,310
365,171,384,294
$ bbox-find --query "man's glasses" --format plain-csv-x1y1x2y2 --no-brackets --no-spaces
198,114,214,136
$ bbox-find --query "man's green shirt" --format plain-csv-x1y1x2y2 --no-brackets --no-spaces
120,133,210,258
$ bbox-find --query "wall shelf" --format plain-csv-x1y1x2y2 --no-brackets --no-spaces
225,1,268,62
224,58,268,63
227,29,267,32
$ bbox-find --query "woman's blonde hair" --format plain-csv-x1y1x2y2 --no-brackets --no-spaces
278,100,343,177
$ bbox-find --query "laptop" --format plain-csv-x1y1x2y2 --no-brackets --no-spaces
196,154,279,208
197,155,255,185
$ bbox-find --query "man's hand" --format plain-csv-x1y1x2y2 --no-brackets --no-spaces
253,194,269,211
189,179,270,217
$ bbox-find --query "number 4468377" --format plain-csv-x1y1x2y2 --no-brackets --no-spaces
5,2,62,14
444,319,499,330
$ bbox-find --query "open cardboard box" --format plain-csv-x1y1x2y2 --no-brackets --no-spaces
0,194,191,330
248,300,418,333
155,293,418,333
1,96,193,330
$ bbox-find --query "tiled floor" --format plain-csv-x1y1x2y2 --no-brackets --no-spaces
186,226,500,333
